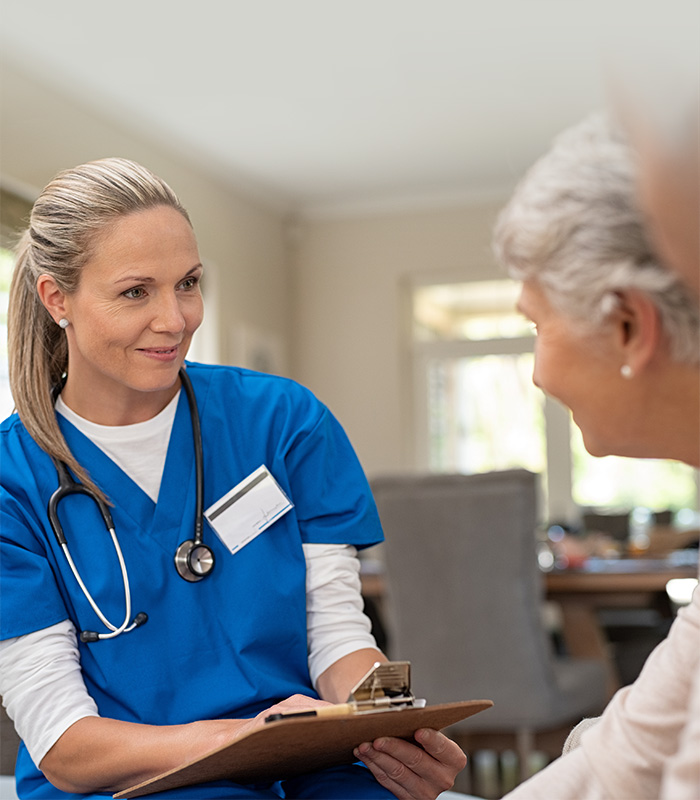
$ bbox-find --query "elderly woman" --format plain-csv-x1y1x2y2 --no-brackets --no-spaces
493,113,700,799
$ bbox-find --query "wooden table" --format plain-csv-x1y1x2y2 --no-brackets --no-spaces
361,553,698,700
545,557,698,699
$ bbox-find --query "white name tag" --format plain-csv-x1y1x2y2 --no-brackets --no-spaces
205,465,293,555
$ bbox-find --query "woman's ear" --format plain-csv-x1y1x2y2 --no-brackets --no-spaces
611,289,661,376
36,275,69,325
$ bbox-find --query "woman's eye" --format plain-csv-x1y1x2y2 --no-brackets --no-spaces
179,276,200,290
123,287,146,299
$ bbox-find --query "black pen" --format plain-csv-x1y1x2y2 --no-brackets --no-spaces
265,703,356,723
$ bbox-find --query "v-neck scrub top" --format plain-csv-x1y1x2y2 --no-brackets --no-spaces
0,363,387,799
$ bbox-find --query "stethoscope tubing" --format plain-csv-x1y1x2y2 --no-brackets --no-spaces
59,533,136,638
48,367,209,642
182,368,205,548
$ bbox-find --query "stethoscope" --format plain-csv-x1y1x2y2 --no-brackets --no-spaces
48,368,215,643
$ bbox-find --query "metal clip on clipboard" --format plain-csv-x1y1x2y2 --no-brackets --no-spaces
348,660,424,713
265,661,424,722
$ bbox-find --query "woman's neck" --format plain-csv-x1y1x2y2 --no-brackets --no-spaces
647,363,700,468
59,380,181,426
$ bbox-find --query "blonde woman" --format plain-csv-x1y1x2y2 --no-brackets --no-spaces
0,159,466,800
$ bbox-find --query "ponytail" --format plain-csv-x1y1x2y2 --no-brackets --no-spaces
8,230,97,493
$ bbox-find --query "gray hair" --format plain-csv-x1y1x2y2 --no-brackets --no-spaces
493,112,699,364
8,157,191,497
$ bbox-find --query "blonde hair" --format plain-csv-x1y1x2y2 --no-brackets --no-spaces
8,158,191,497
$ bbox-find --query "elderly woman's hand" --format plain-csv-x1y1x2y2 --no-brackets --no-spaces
354,728,467,800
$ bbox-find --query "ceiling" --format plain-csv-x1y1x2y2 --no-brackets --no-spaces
1,0,697,215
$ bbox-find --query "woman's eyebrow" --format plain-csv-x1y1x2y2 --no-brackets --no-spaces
114,275,156,285
114,264,203,286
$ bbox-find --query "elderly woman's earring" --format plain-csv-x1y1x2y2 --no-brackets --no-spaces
620,364,633,379
58,318,70,330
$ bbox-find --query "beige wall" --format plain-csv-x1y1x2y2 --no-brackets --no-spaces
291,202,507,477
1,60,513,483
0,60,291,372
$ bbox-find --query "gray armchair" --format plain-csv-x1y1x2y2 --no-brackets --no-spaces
370,470,606,779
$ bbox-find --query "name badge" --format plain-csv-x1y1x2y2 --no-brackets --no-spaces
205,465,293,554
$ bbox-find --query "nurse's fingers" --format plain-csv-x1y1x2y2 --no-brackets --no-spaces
414,728,468,771
354,730,466,800
252,694,334,726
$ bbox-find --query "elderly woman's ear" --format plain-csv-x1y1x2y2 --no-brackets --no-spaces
610,289,662,379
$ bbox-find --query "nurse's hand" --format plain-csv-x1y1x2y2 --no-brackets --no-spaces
41,696,334,795
354,728,467,800
236,694,335,738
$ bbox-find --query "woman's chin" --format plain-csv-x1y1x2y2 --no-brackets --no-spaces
580,435,614,459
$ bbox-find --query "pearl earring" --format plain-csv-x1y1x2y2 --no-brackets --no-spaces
620,364,633,379
58,318,70,330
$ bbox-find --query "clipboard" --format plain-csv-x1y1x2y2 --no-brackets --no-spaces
114,662,493,799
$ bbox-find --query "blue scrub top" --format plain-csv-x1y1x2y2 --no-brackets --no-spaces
1,363,387,799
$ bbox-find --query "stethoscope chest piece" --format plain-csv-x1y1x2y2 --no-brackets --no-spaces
174,539,215,582
49,368,214,642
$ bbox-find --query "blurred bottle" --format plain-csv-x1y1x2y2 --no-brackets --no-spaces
628,506,652,555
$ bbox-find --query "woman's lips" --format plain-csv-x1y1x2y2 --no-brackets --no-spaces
137,345,180,361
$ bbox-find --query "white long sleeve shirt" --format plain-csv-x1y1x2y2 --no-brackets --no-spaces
505,582,700,800
0,395,378,765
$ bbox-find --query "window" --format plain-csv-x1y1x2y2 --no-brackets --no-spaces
0,247,12,420
571,427,698,512
411,278,698,524
0,186,34,421
425,352,545,477
414,280,532,343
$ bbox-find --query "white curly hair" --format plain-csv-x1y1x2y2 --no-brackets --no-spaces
493,112,699,364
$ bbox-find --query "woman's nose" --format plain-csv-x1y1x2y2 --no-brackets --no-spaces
151,293,186,334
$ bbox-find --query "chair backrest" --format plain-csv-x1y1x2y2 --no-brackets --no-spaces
0,702,19,776
371,469,559,729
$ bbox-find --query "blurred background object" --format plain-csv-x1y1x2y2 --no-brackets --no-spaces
370,470,607,794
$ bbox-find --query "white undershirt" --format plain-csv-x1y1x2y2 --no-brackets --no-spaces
54,393,178,502
0,396,377,765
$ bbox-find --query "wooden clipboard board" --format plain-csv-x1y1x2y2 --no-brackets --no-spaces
114,699,492,798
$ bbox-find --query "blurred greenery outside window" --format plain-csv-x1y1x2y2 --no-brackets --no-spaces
413,279,698,524
0,187,33,421
0,248,12,420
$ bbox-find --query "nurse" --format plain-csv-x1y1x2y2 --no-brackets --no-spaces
0,158,466,800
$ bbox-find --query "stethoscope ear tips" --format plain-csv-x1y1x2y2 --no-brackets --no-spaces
80,612,148,643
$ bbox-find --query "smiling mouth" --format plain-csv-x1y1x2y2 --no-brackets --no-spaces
138,346,179,354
